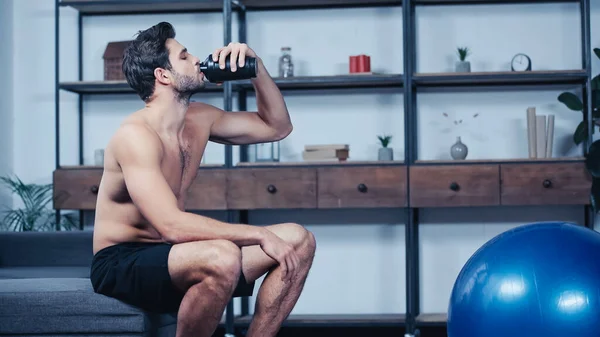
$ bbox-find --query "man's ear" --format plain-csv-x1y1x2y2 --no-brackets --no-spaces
154,68,171,85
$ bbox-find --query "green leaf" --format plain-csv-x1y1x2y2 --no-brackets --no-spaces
594,48,600,60
558,92,584,111
585,140,600,177
591,177,600,213
592,75,600,91
574,120,588,145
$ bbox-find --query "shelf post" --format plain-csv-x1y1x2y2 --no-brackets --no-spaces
223,1,237,336
580,0,595,229
403,0,420,335
54,0,61,229
78,12,85,230
237,4,251,318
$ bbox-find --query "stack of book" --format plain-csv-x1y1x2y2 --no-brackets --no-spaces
302,144,350,162
526,107,555,159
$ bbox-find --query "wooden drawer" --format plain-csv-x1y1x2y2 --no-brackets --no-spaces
184,169,228,210
317,166,407,208
409,165,500,207
500,162,591,205
227,167,317,209
53,168,103,210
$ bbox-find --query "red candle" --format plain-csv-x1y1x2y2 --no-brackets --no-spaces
349,56,358,73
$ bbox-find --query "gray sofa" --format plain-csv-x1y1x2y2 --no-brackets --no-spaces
0,231,177,337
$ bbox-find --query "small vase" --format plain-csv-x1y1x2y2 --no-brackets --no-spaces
450,137,468,160
378,147,393,161
455,61,471,72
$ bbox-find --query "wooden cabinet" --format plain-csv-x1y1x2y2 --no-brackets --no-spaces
184,169,228,210
227,167,317,210
500,162,591,205
53,168,103,210
317,166,407,208
409,165,500,207
52,161,591,211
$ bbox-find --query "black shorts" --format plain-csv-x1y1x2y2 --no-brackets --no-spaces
90,242,254,313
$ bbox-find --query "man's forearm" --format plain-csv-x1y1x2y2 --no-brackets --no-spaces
163,211,266,246
252,58,292,137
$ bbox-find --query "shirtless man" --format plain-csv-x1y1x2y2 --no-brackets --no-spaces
89,22,316,337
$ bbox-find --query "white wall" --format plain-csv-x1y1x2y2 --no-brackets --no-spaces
9,0,600,316
0,0,14,210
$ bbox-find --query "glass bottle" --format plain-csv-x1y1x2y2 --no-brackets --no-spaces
254,142,280,162
278,47,294,78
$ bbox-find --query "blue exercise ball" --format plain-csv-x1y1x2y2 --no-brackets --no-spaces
447,221,600,337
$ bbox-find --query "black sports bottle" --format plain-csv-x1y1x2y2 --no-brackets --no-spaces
199,54,257,83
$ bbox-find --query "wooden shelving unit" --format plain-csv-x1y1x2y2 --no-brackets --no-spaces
54,0,595,336
413,70,587,87
59,74,404,95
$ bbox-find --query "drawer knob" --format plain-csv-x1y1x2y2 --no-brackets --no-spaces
357,183,368,193
266,184,277,194
90,185,99,194
543,179,552,188
450,182,460,192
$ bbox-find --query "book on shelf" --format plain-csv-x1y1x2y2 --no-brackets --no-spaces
526,107,554,159
302,144,349,161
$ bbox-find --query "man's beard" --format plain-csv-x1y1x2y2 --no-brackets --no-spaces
172,70,205,105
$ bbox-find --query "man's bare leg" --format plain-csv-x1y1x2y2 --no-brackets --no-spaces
168,239,243,337
241,223,317,337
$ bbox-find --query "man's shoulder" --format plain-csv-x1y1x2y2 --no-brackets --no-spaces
109,120,163,163
187,102,223,124
111,121,156,146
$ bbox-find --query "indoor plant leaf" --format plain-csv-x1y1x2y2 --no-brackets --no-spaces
585,139,600,177
2,209,26,231
590,176,600,213
558,92,584,111
594,48,600,60
592,75,600,91
574,120,588,145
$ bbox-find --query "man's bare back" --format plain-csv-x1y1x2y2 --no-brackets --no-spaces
92,104,214,254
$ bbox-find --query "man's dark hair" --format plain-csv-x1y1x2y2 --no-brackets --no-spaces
122,22,176,101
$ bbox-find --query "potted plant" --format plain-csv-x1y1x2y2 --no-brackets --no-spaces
0,175,78,231
455,47,471,72
556,47,600,212
377,135,393,161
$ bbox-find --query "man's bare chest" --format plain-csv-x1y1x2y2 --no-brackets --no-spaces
161,136,207,198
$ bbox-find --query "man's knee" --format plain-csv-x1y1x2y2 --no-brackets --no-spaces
174,239,242,291
280,223,316,256
206,240,242,286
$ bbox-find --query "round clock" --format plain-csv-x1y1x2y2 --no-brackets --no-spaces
511,53,531,71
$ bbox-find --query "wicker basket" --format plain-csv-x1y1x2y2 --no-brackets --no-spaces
103,40,132,81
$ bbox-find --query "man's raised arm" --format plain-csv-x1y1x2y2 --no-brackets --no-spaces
204,43,293,145
112,123,265,246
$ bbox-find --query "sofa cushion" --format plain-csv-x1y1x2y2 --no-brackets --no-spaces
0,231,93,267
0,266,90,279
0,278,176,335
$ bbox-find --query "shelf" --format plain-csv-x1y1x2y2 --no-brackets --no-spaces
240,74,404,91
415,313,447,326
234,314,405,327
59,0,224,15
235,160,405,167
413,157,585,165
242,0,402,10
58,80,225,95
57,164,225,170
58,74,403,95
413,70,587,87
414,0,578,4
59,0,401,15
